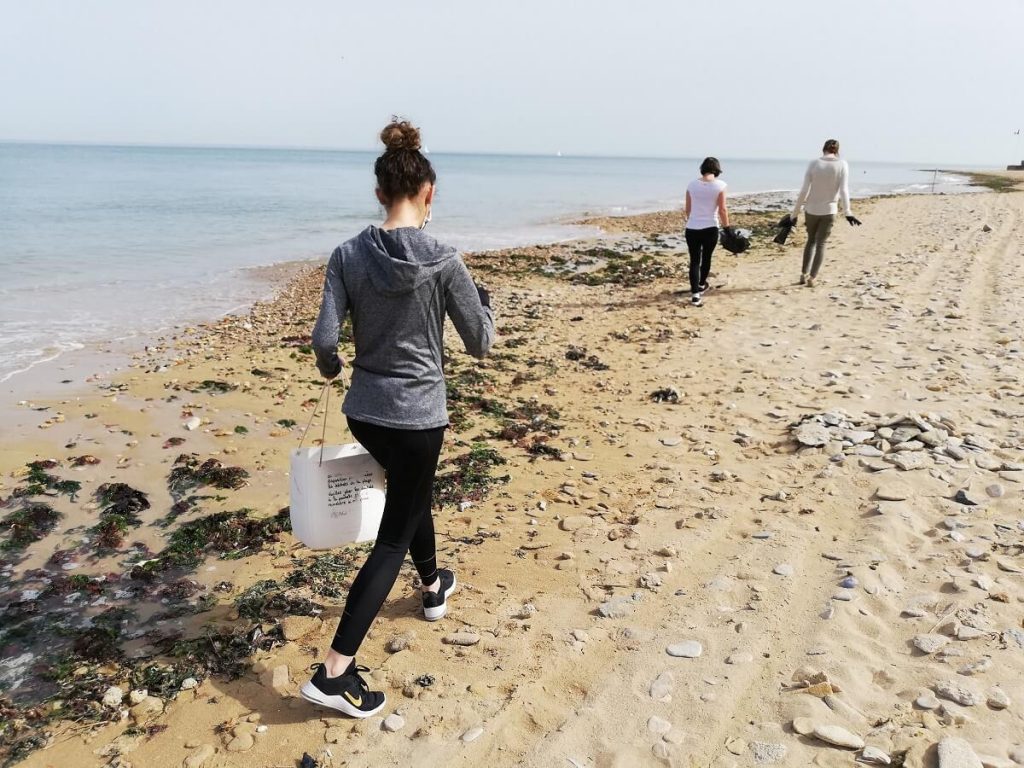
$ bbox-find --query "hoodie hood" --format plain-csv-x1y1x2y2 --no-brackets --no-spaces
360,225,458,296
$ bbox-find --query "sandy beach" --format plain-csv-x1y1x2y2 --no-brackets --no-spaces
3,178,1024,768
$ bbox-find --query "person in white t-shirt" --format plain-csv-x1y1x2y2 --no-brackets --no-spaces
783,139,862,287
684,157,730,307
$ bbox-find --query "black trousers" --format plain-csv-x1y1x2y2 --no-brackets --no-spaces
330,417,445,655
685,226,718,294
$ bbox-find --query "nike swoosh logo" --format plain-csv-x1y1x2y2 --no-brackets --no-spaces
344,691,362,707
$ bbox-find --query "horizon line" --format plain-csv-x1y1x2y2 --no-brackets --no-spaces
0,138,983,169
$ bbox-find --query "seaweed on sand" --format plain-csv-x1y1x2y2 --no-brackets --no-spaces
0,503,61,552
165,624,283,680
433,443,510,508
10,460,81,500
168,454,249,496
144,507,292,573
284,549,370,598
233,579,321,621
91,483,151,551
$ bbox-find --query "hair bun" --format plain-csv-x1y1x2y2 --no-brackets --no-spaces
380,119,422,152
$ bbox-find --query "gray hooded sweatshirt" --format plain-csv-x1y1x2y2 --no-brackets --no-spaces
311,226,494,430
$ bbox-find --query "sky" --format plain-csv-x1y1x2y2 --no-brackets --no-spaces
1,0,1022,165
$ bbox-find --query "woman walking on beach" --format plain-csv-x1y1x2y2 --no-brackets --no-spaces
784,138,861,287
684,157,730,307
303,119,494,717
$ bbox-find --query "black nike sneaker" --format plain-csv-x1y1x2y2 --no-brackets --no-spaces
299,661,386,718
421,568,457,621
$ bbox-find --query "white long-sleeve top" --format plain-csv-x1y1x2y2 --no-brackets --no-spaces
791,154,852,217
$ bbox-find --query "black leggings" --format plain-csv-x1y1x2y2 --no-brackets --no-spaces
330,417,446,656
685,226,718,294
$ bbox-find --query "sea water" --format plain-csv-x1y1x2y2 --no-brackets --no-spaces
0,143,973,387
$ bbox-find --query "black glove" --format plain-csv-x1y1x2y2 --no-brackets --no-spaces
475,283,491,308
778,214,796,228
846,215,862,226
319,355,342,380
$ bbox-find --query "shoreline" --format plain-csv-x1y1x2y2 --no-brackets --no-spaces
0,174,983,420
2,178,1023,767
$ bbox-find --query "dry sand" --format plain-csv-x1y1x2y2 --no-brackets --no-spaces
2,182,1024,768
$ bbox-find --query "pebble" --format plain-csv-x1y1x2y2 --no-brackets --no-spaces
725,652,754,665
226,733,254,753
383,714,405,732
860,746,892,765
461,726,484,743
559,515,590,531
773,563,794,577
876,483,910,501
647,715,672,735
937,737,983,768
128,689,148,705
839,576,858,588
184,416,202,431
987,686,1011,710
749,741,787,764
659,436,682,447
794,422,831,447
916,693,941,710
180,677,199,690
986,483,1004,498
913,634,949,654
666,640,703,658
649,671,674,701
443,632,481,646
832,589,855,601
102,686,124,709
597,597,635,619
812,724,865,749
935,679,982,707
791,717,815,736
752,531,772,540
129,696,164,724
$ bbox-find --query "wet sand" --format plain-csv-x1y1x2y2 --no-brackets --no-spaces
3,180,1024,768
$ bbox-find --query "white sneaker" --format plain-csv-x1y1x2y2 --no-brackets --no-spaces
691,292,703,307
421,569,457,621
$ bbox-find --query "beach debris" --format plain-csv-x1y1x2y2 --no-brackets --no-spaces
0,503,62,553
433,443,509,508
92,483,151,550
649,387,680,403
184,417,202,431
70,455,101,467
564,345,609,371
168,454,249,495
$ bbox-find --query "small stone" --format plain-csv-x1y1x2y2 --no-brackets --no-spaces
839,576,858,589
749,741,787,764
657,545,677,557
812,724,865,749
559,516,590,531
383,714,405,732
954,488,985,506
860,746,892,765
102,686,124,709
725,652,753,665
937,737,983,768
515,603,537,620
597,597,634,619
183,744,216,768
386,634,413,653
935,679,982,707
128,689,148,705
916,693,941,710
571,629,589,643
792,717,815,736
913,634,949,654
462,726,484,743
443,632,481,646
263,665,290,693
184,416,202,431
226,733,254,753
876,483,910,501
986,484,1004,498
666,640,703,658
773,563,794,577
987,687,1011,710
647,715,672,735
180,677,199,691
649,671,674,701
795,422,831,447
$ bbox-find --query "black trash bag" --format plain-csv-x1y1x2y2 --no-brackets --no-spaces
719,227,751,254
773,214,795,245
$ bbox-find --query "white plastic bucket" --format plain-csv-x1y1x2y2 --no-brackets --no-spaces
289,443,385,549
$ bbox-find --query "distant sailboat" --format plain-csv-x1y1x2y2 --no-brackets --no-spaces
556,151,563,158
423,145,430,154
